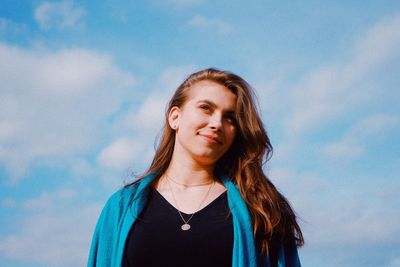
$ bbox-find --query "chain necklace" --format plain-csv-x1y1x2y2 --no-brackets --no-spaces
166,173,214,187
165,174,215,231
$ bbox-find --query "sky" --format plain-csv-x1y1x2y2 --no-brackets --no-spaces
0,0,399,266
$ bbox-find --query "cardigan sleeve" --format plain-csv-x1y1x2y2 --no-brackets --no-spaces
87,187,134,267
277,238,301,267
257,237,301,267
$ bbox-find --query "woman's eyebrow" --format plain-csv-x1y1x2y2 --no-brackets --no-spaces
196,100,236,114
196,99,215,106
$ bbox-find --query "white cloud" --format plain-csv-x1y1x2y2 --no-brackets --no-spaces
127,66,196,132
308,194,400,246
321,139,362,159
352,15,400,72
284,14,400,136
97,65,197,173
350,114,400,136
186,15,232,33
97,137,144,170
168,0,203,7
0,120,17,141
0,42,135,182
132,93,168,130
269,167,400,249
34,1,85,30
22,188,77,210
388,258,400,267
0,198,17,208
153,0,204,8
70,157,96,178
0,18,6,32
0,188,101,267
321,114,400,159
268,16,400,260
158,65,197,92
0,18,27,34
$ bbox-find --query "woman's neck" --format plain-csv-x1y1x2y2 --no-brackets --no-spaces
165,155,215,187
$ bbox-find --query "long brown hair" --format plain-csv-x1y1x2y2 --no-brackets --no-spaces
137,68,304,255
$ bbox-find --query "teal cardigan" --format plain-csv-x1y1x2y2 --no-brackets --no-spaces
87,174,301,267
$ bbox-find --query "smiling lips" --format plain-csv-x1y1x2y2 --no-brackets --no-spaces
198,133,222,144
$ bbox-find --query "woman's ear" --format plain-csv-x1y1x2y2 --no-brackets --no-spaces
168,106,180,130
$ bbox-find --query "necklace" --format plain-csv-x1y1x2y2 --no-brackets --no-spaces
165,175,215,231
166,173,214,187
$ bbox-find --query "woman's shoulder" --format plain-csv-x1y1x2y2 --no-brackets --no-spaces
108,180,142,206
97,180,141,217
97,174,156,224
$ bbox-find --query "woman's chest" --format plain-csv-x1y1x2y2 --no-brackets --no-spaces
123,189,233,267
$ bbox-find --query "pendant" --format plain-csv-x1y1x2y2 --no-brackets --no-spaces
181,223,191,231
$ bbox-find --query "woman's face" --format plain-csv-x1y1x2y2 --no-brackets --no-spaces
169,80,237,166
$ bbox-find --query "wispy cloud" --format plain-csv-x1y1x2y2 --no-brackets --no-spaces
388,258,400,267
321,114,400,159
0,198,17,208
96,65,197,173
131,66,197,130
168,0,204,7
186,15,232,33
0,18,27,34
270,166,400,266
153,0,204,8
34,1,85,30
0,42,135,182
97,137,144,170
284,14,400,136
0,188,101,267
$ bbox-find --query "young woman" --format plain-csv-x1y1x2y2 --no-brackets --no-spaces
88,68,304,267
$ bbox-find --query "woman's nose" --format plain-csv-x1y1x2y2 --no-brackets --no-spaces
209,113,223,130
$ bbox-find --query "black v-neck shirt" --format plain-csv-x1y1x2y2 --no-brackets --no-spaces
122,188,233,267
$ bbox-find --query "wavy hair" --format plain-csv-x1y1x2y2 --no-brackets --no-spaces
137,68,304,255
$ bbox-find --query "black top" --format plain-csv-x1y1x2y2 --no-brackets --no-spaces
123,188,233,267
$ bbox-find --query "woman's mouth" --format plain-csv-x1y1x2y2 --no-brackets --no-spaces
198,133,222,144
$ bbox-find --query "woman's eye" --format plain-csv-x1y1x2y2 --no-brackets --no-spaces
200,104,211,111
225,116,236,124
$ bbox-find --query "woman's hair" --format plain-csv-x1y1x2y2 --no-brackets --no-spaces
138,68,304,254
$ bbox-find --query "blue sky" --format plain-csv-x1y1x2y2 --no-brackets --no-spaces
0,1,399,266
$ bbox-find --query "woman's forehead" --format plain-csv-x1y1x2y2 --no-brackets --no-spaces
186,80,237,105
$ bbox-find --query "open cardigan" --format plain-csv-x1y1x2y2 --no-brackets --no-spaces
87,173,301,267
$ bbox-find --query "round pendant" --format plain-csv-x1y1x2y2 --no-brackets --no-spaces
181,224,191,231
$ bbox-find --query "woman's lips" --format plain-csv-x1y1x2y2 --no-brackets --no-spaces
199,133,222,144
